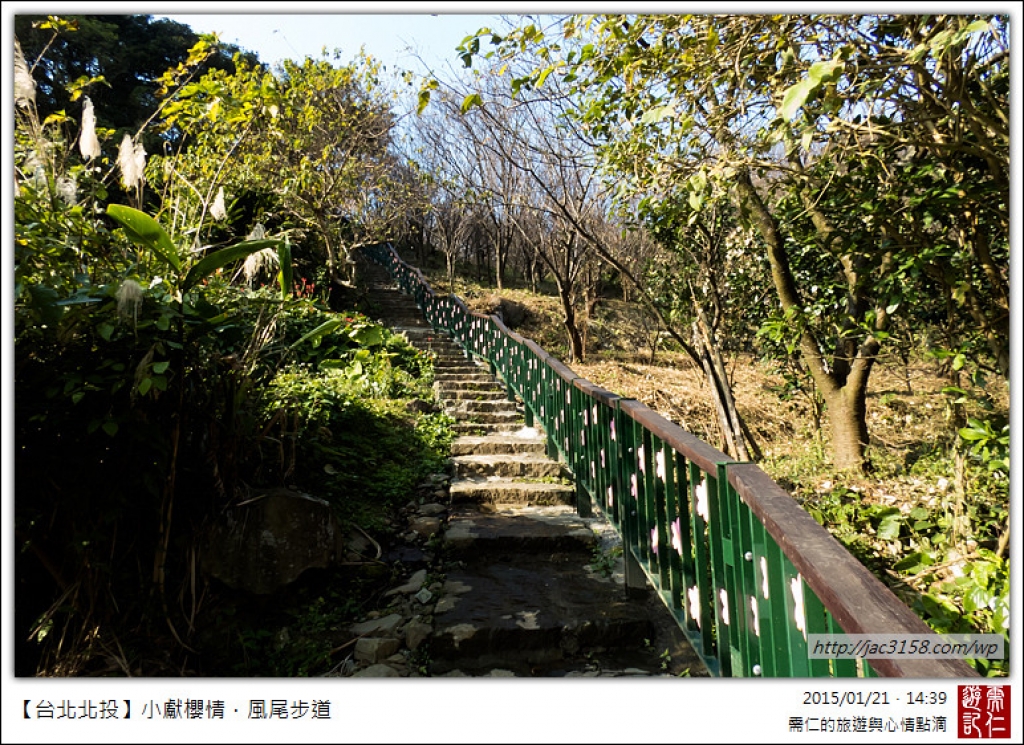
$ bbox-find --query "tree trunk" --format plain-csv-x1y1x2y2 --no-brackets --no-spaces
495,240,504,292
555,281,586,363
824,384,870,472
733,167,878,472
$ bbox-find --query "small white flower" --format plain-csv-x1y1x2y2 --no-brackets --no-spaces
79,97,101,161
210,187,227,221
56,176,77,205
118,134,146,189
14,39,35,109
242,247,279,286
116,279,144,326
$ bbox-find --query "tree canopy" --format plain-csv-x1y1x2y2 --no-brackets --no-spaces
446,13,1009,472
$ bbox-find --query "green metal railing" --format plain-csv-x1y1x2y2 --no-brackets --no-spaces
364,242,978,679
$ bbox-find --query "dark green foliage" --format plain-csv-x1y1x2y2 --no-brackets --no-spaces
14,14,256,150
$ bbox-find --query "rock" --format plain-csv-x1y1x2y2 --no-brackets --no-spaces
404,621,432,651
355,637,401,664
352,664,401,678
384,568,428,597
405,399,438,415
350,613,404,637
410,516,441,538
342,527,375,562
413,588,434,605
418,503,447,517
201,489,346,595
480,295,529,328
433,489,447,499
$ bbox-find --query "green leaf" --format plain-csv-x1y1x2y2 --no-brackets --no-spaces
107,205,181,272
350,324,384,347
180,239,282,293
909,506,929,521
416,89,432,115
290,318,343,350
779,79,815,120
28,284,65,326
138,377,153,396
640,105,675,125
963,585,991,614
876,513,903,540
779,58,843,121
460,93,483,113
102,421,119,437
152,361,170,374
278,237,293,298
808,59,843,86
894,551,934,573
535,65,555,88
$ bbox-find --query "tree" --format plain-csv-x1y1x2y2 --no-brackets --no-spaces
157,53,397,291
14,14,254,152
452,13,1008,472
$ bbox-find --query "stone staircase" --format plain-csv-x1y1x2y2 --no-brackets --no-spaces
356,257,706,677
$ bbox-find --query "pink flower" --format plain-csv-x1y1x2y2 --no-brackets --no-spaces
671,518,683,555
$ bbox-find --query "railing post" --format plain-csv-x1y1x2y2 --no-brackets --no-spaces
615,401,647,599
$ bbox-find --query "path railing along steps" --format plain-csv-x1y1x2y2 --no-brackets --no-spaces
359,256,704,677
355,246,979,679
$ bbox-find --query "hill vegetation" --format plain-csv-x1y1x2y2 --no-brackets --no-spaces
13,12,1009,676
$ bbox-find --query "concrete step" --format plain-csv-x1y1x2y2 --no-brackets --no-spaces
451,433,548,456
428,556,655,676
441,389,509,401
444,399,519,415
449,477,575,506
452,421,529,435
443,505,596,557
433,362,488,373
434,368,491,377
452,453,566,480
435,380,506,393
449,409,523,425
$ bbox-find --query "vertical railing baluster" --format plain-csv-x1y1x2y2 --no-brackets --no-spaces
688,461,718,671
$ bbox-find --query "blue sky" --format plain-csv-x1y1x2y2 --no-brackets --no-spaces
159,10,518,74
